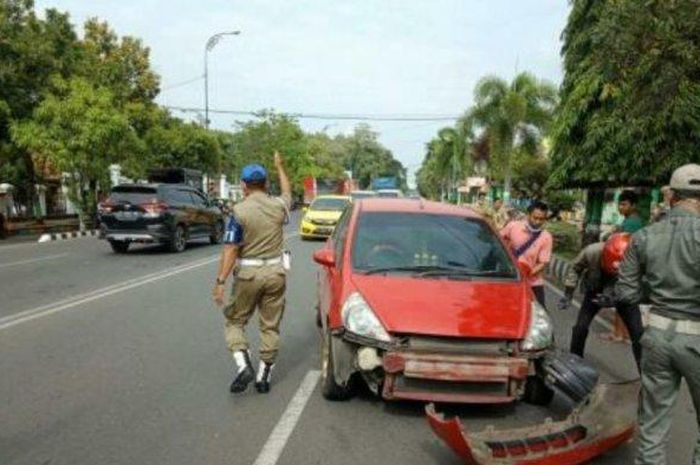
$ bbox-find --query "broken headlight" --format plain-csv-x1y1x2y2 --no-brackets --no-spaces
521,301,554,351
341,292,391,343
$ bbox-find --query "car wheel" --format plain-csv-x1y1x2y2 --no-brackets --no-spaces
109,240,129,254
210,221,224,245
320,329,355,401
524,375,555,406
168,225,187,253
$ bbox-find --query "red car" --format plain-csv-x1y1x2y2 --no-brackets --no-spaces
313,198,555,404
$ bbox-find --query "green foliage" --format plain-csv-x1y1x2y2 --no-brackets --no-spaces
550,0,700,187
11,77,144,220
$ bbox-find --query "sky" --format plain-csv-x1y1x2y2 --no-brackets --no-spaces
34,0,570,186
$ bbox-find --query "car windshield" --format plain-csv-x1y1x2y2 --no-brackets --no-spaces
108,186,159,204
377,191,400,198
311,198,349,211
351,192,376,200
352,212,517,279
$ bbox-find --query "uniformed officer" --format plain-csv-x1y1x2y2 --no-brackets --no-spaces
212,151,291,394
615,164,700,465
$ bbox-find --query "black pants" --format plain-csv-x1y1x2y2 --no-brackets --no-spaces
532,285,546,309
570,290,643,372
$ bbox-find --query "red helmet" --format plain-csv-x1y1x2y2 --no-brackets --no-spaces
602,233,632,276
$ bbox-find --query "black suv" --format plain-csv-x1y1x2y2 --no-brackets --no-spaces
99,184,225,253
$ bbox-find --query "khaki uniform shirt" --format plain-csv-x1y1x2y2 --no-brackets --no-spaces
225,191,291,259
616,206,700,321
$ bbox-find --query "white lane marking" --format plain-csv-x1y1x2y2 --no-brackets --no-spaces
0,253,69,269
544,281,613,331
0,255,218,331
252,370,321,465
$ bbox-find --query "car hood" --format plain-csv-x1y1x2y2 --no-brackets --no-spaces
305,210,344,221
351,275,531,340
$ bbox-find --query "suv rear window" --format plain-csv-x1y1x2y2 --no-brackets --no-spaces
108,186,159,203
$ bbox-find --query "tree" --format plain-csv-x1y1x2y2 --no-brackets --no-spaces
339,124,406,190
0,0,81,213
144,114,222,178
11,77,143,224
550,0,700,187
470,72,557,200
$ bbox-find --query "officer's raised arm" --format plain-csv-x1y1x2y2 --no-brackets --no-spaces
274,151,292,209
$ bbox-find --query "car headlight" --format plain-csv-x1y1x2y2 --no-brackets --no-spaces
521,301,554,351
341,292,391,343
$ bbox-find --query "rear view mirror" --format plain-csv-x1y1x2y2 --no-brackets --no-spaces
517,260,532,279
313,249,336,268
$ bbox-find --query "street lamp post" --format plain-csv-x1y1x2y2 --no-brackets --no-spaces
204,30,240,129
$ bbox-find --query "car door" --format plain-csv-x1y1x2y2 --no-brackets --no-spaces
187,189,212,236
319,205,353,329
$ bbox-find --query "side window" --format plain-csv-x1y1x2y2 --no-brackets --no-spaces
332,207,352,268
189,191,208,207
171,189,194,205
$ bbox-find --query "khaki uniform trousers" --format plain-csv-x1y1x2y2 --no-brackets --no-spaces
636,326,700,465
224,265,286,364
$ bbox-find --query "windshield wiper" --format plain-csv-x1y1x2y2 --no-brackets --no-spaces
418,268,515,278
359,265,451,275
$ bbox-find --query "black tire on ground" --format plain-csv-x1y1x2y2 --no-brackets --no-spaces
168,225,187,253
109,240,129,254
524,375,555,406
210,220,224,245
320,330,355,401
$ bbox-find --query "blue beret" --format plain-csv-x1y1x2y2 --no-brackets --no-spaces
241,164,267,183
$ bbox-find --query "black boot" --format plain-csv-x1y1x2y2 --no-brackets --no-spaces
230,350,255,393
255,361,274,394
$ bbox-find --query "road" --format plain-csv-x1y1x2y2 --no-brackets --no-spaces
1,213,696,465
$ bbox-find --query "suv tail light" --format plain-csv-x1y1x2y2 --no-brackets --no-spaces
98,201,115,213
141,200,169,217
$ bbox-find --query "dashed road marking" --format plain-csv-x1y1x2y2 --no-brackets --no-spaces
252,370,321,465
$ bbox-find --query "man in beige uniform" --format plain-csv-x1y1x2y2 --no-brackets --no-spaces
212,152,291,394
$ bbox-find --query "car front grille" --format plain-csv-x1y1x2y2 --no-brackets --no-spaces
395,335,511,356
311,219,336,226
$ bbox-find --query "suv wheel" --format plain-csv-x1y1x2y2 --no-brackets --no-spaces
109,240,129,254
320,330,355,401
210,221,224,245
168,225,187,253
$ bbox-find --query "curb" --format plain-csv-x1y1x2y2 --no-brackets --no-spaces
546,255,572,284
38,230,100,243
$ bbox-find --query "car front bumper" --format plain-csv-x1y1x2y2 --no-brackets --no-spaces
300,220,336,238
381,351,530,404
425,381,639,464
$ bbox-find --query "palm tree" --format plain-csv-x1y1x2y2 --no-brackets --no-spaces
434,117,473,202
470,72,557,202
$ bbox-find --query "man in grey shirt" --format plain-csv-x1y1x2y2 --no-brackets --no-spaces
616,164,700,465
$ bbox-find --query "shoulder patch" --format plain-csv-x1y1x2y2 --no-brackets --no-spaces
224,215,244,245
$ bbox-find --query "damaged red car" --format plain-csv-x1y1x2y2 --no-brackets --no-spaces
313,198,556,404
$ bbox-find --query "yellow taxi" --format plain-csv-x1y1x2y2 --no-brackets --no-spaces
300,195,351,240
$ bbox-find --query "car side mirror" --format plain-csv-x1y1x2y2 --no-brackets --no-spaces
313,249,336,268
517,260,532,279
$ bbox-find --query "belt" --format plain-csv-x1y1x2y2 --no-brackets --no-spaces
239,256,282,267
648,313,700,335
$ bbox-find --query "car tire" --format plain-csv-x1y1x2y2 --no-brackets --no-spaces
168,225,187,253
524,375,555,406
109,240,129,254
210,220,224,245
320,329,355,401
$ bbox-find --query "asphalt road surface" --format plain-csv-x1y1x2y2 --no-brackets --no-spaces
1,213,696,465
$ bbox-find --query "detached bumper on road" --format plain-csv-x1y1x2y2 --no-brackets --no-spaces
426,381,639,465
381,351,530,404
